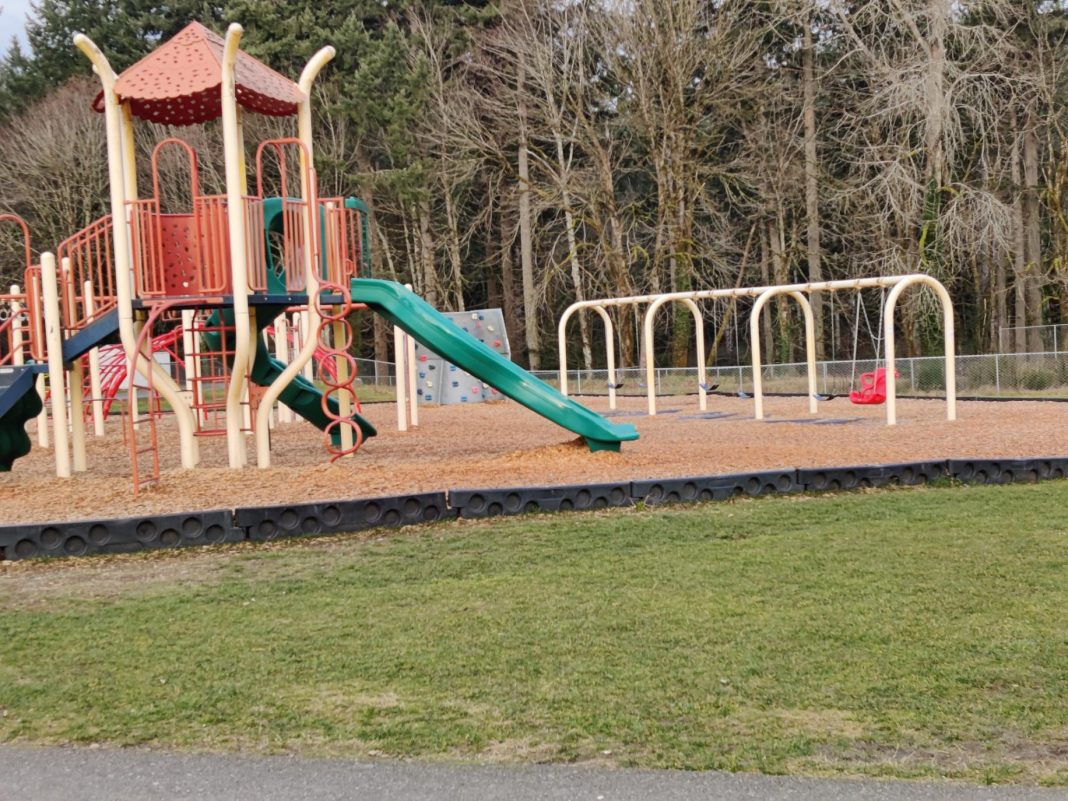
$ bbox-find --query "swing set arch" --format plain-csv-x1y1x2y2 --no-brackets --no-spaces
556,273,955,427
747,274,955,425
556,302,620,407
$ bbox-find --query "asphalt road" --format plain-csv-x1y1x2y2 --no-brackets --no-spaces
1,746,1065,801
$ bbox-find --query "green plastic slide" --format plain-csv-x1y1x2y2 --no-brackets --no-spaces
350,278,638,452
204,309,377,446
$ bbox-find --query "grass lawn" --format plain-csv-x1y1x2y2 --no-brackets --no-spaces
1,482,1066,785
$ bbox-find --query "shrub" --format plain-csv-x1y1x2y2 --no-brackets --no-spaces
916,361,945,392
1020,367,1056,391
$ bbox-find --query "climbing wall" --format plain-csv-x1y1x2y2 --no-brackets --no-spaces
414,308,510,405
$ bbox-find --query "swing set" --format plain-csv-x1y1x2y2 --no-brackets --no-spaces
558,273,956,426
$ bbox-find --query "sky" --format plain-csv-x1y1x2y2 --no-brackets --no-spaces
0,0,32,51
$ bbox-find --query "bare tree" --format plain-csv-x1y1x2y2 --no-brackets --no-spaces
0,77,108,268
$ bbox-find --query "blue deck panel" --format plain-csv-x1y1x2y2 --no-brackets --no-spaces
62,310,120,363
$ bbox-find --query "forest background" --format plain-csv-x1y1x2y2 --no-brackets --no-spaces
0,0,1066,372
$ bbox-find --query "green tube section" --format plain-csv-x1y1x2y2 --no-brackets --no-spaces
350,278,637,452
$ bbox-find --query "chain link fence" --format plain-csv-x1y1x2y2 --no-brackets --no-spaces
253,352,1068,405
536,351,1068,399
338,358,398,402
999,325,1068,354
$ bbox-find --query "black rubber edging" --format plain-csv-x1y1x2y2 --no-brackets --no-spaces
448,482,632,519
632,468,800,506
0,509,241,560
234,492,453,542
4,457,1068,559
797,461,948,492
947,457,1068,485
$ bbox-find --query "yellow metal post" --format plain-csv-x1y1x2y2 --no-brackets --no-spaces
40,252,70,478
252,45,336,467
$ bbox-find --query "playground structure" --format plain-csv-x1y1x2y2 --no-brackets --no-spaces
1,27,1064,565
0,21,637,489
1,27,1067,568
557,274,956,426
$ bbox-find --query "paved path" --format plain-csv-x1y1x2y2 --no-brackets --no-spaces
0,746,1064,801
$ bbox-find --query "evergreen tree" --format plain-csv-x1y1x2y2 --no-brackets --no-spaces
0,0,227,121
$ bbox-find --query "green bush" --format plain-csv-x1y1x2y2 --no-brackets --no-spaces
961,361,992,391
916,361,945,391
1020,367,1056,391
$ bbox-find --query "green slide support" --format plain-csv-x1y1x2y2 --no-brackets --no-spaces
204,309,376,446
350,278,638,452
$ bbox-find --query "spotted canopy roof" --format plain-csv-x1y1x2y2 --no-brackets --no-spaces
92,22,304,126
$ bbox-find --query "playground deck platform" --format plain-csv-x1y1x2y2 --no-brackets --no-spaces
1,394,1064,526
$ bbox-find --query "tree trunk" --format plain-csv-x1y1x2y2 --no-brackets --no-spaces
516,57,540,370
417,198,438,307
442,182,465,312
553,129,592,372
1023,121,1044,353
358,182,391,377
768,212,791,362
400,204,420,296
499,209,519,359
1011,109,1029,354
671,193,694,367
760,220,774,365
924,0,947,191
802,17,824,359
995,245,1008,353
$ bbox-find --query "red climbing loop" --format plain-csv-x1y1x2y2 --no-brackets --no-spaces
264,321,340,382
313,281,363,461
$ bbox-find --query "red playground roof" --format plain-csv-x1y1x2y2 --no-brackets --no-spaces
92,22,304,126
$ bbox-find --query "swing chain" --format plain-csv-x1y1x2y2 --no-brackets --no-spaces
849,287,887,389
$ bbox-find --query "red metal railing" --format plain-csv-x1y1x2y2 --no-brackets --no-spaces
183,309,259,437
127,301,182,495
23,265,44,361
0,214,40,362
133,138,268,298
320,198,363,286
256,138,319,293
0,213,31,274
56,215,116,330
0,291,31,366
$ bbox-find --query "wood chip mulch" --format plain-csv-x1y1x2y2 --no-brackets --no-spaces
1,394,1062,525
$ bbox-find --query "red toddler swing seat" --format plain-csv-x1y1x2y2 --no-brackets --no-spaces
849,367,899,405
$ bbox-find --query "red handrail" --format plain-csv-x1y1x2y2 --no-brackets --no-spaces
0,213,32,274
256,138,319,292
56,215,116,330
320,198,363,286
0,292,29,366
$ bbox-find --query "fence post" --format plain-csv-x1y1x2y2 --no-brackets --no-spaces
994,353,1000,394
909,359,915,393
